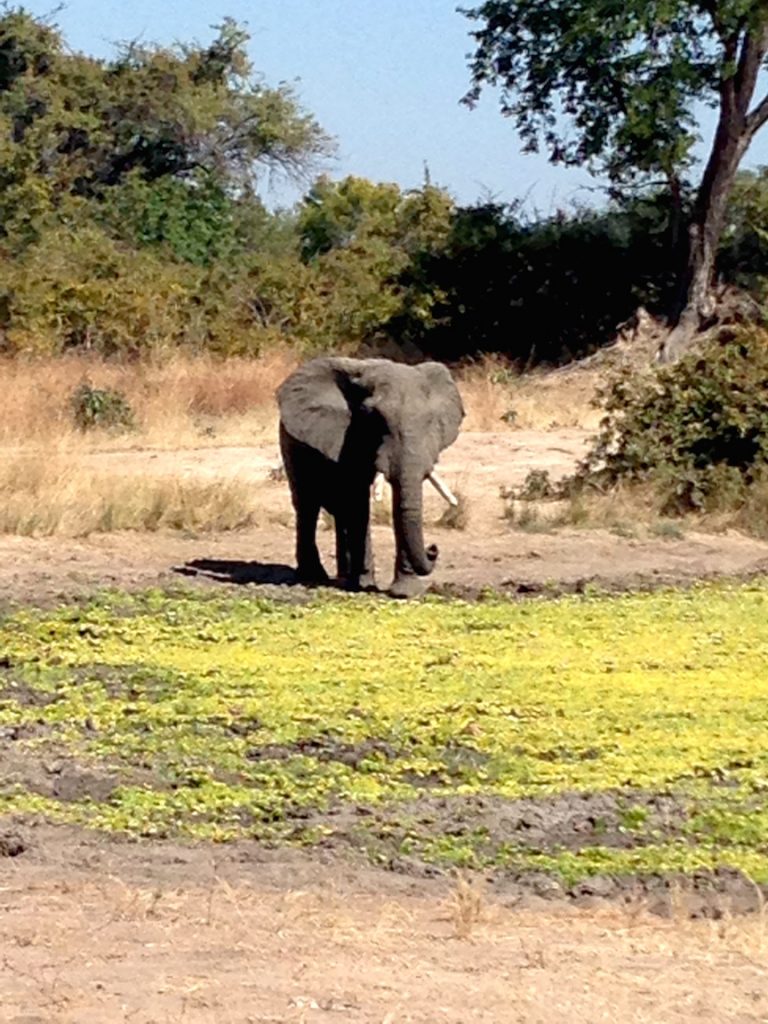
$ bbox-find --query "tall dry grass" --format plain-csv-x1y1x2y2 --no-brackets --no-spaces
0,456,256,536
0,350,604,538
455,355,602,432
0,349,299,450
0,350,601,455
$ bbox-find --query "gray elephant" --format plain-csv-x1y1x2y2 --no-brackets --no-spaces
277,357,464,598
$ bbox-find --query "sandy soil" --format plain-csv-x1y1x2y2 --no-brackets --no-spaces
0,824,766,1024
2,427,768,1022
2,428,768,605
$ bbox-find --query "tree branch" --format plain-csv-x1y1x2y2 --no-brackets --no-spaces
747,92,768,135
734,17,768,114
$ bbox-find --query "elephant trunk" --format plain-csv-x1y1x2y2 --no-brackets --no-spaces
392,470,438,577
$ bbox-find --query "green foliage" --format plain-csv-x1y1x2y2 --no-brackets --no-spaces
462,0,768,345
462,0,765,187
97,170,243,267
6,11,768,364
70,380,135,433
515,469,558,501
396,193,682,363
1,584,768,883
0,9,332,357
0,11,330,224
241,175,455,354
580,329,768,513
1,224,202,355
719,166,768,291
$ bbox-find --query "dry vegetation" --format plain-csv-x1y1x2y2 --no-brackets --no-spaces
566,476,768,540
0,352,600,538
1,862,766,1024
0,349,299,450
458,355,603,432
0,456,256,536
0,351,600,451
0,352,297,535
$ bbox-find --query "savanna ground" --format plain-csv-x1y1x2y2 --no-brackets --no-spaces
1,354,768,1023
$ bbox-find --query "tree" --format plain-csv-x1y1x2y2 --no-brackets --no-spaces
462,0,768,360
0,8,334,356
0,9,332,250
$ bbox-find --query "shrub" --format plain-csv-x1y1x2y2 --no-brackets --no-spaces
579,328,768,514
70,380,135,433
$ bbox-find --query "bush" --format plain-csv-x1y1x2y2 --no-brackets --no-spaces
71,381,135,433
579,329,768,514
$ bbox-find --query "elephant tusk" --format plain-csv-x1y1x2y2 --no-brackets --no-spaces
372,474,385,502
428,471,458,507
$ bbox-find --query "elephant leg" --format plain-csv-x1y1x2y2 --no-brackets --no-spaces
295,498,328,584
335,517,350,581
342,493,376,592
389,506,432,599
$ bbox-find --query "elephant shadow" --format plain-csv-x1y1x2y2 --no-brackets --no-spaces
175,558,340,589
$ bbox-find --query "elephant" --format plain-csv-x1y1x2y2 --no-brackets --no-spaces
277,356,465,598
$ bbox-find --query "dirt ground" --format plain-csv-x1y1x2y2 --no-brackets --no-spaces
2,428,768,605
1,823,767,1024
2,426,768,1022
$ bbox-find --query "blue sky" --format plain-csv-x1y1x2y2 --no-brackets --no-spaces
23,1,768,210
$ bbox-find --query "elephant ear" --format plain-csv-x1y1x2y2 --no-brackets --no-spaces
417,362,465,461
277,358,363,462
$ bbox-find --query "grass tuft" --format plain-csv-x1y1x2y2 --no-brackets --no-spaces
436,488,470,530
447,872,485,939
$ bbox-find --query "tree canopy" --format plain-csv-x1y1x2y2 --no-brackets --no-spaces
0,10,331,250
463,1,768,358
4,8,768,367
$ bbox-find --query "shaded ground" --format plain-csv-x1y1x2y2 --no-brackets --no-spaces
0,429,767,606
0,823,767,1023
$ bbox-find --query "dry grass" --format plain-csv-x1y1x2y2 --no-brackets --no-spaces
506,369,604,430
455,355,603,432
0,349,298,450
0,455,255,536
4,863,767,1024
446,872,486,939
436,487,470,529
541,476,768,541
371,498,393,526
0,350,602,458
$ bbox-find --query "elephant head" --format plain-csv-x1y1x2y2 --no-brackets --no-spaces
277,357,464,593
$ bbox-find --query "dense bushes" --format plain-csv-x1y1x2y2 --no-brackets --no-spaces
394,193,683,363
579,330,768,517
2,10,768,366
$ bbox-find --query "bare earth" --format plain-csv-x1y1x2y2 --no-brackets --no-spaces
3,428,768,604
2,427,768,1023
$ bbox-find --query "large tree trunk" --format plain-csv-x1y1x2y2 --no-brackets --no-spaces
658,21,768,364
659,138,748,362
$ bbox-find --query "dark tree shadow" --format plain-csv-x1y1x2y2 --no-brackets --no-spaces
175,559,307,587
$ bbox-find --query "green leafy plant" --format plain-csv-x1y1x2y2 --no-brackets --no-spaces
70,380,135,433
515,469,557,501
1,584,768,884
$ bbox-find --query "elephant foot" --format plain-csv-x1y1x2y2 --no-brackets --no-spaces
296,562,330,586
340,572,378,593
388,575,428,600
359,571,378,593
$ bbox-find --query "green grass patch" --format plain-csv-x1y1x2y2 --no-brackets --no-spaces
1,583,768,882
